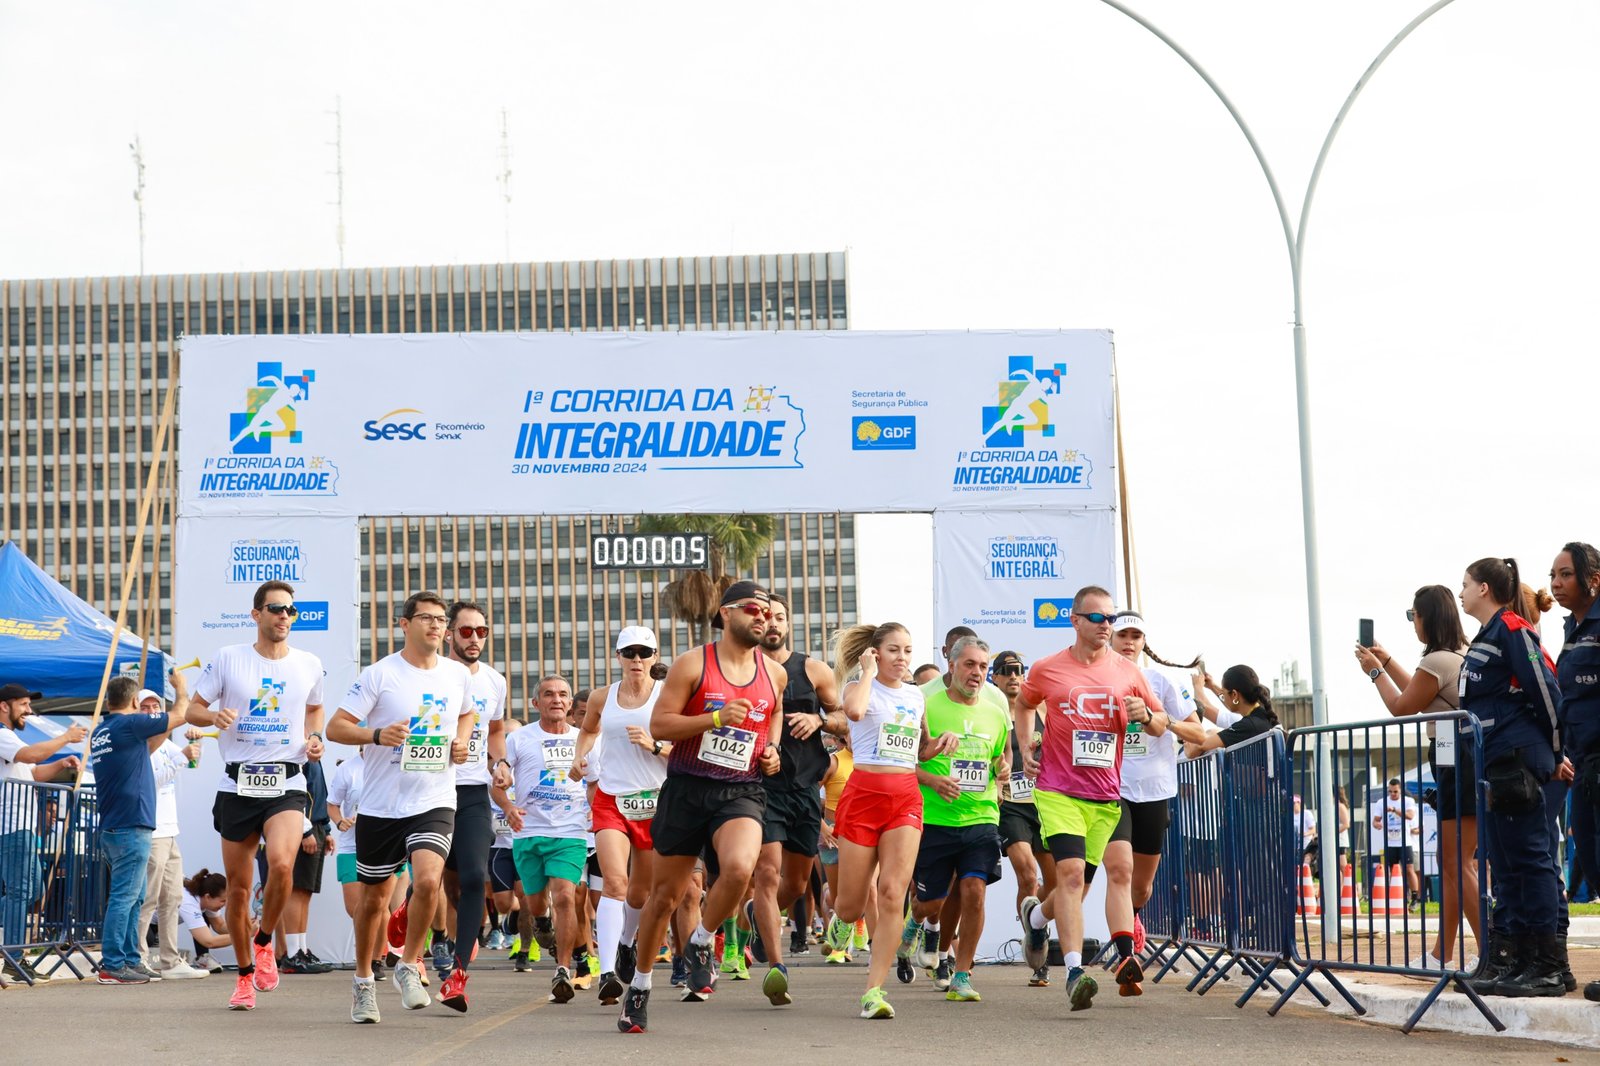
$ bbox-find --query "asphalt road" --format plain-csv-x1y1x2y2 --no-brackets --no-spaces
1,951,1579,1064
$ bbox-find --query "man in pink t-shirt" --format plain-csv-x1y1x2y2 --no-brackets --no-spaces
1014,585,1160,1011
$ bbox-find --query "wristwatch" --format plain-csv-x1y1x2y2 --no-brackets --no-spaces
1368,667,1382,682
651,740,664,756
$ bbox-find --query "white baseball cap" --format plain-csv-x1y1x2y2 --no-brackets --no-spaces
1112,611,1148,635
615,625,658,652
136,688,165,708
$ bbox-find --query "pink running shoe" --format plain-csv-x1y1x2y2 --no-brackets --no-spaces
229,972,257,1010
252,941,280,992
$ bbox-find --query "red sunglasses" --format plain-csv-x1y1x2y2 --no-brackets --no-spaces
455,626,489,640
728,601,771,619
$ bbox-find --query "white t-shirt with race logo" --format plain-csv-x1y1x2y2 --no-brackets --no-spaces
1371,794,1418,847
179,890,217,933
0,726,35,828
1119,668,1198,803
339,652,471,820
504,721,588,840
193,644,326,796
454,663,507,788
325,757,363,854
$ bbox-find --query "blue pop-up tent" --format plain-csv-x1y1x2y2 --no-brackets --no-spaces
0,541,169,713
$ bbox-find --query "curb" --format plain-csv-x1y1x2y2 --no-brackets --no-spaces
1323,976,1600,1049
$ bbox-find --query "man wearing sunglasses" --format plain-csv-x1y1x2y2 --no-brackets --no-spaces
423,601,510,1009
186,580,327,1012
618,581,786,1034
1013,585,1162,1012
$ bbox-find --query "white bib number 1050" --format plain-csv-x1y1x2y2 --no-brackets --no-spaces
238,762,286,798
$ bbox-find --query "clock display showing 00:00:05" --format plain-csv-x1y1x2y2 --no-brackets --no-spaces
589,532,709,570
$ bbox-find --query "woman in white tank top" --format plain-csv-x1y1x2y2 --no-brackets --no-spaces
573,626,672,1000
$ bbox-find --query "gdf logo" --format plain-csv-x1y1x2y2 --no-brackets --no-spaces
364,408,427,442
851,415,917,451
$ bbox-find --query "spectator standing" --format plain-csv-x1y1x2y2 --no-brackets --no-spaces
1,683,86,962
1369,779,1421,910
88,675,183,985
135,678,208,979
1549,541,1600,1002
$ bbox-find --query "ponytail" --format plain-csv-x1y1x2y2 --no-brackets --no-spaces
1144,645,1201,671
1220,664,1278,727
1466,557,1521,610
183,868,226,898
830,621,910,690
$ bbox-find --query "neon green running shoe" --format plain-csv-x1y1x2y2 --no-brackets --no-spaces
825,949,849,965
825,915,853,954
527,939,542,963
946,971,980,1002
852,920,869,952
762,964,792,1006
859,985,894,1019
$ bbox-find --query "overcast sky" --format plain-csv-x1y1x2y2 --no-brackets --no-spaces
3,0,1595,722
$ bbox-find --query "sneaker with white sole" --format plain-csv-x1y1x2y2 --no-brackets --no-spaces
158,961,209,980
392,961,430,1010
351,978,380,1023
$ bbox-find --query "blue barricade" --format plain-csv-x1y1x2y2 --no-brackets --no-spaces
0,780,101,985
1280,712,1500,1034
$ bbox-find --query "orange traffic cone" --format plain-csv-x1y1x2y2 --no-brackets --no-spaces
1385,863,1406,916
1296,863,1320,916
1369,863,1390,916
1339,864,1357,917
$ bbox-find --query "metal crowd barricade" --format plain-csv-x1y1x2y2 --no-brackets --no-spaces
1173,750,1232,982
1138,796,1209,982
0,780,102,985
1278,712,1502,1034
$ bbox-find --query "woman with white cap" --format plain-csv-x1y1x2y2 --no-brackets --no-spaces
1106,611,1208,954
572,625,672,1005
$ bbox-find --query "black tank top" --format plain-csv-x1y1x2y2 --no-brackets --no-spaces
769,652,828,792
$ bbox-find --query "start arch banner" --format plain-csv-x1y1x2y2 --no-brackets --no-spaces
176,330,1116,516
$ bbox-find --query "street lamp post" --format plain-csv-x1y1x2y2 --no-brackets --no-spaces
1094,0,1463,929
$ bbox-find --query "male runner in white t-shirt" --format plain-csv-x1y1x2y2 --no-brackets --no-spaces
427,600,510,1012
186,580,326,1012
327,590,472,1024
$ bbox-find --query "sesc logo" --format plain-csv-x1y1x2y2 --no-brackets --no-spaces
852,415,917,452
293,600,330,631
1033,597,1075,629
364,408,427,442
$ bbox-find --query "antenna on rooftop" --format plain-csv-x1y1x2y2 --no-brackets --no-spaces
328,96,346,268
129,135,147,275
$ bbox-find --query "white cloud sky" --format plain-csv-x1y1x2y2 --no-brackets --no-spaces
3,0,1595,721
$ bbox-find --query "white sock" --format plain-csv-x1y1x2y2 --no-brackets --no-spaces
689,923,714,947
354,974,375,985
1065,951,1082,970
286,933,305,955
922,919,940,936
1027,905,1049,931
943,948,955,961
631,968,653,990
597,896,625,975
621,904,642,944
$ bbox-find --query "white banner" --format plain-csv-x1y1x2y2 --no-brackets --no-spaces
173,515,361,964
176,330,1116,516
932,509,1119,667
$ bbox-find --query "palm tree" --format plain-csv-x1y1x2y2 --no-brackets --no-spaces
636,513,777,643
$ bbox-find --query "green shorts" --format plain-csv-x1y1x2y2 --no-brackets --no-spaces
337,853,408,884
511,836,588,895
1034,789,1122,867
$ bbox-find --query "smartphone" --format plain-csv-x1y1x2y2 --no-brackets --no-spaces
1358,618,1374,648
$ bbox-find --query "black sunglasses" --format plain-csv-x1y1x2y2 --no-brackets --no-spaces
1405,609,1416,622
618,645,655,660
993,665,1024,677
1073,611,1114,625
263,603,298,617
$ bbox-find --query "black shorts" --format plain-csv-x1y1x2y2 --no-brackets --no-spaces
355,807,455,885
212,790,308,843
293,824,328,893
587,849,602,885
444,784,493,879
763,787,824,857
489,847,518,893
999,801,1047,855
1383,845,1416,868
1111,798,1171,855
1431,738,1479,821
651,774,767,858
913,823,1002,902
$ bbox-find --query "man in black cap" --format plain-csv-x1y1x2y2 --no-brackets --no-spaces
616,580,786,1034
2,684,86,965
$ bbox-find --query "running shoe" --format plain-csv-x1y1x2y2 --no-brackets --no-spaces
507,935,521,956
387,899,409,952
1028,966,1050,987
933,957,953,991
826,949,850,965
533,916,555,953
914,931,939,971
299,950,335,974
670,954,689,986
418,958,430,987
96,966,149,986
1019,896,1049,972
158,961,209,980
946,971,981,1002
132,960,164,981
853,919,869,952
1132,913,1147,956
1066,966,1098,1011
440,967,469,1012
720,941,742,974
351,977,380,1023
1113,954,1144,997
762,963,792,1006
526,939,542,963
393,961,430,1010
486,929,508,951
789,929,809,956
572,952,595,990
227,971,255,1008
618,985,650,1033
825,915,853,955
656,944,671,963
252,941,280,992
896,955,916,984
372,960,386,982
511,950,529,973
683,940,716,999
746,900,769,965
550,965,575,1004
859,985,895,1019
598,970,624,1005
895,915,921,961
431,936,455,981
616,942,638,985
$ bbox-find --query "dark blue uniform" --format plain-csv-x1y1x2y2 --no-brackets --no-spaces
1460,608,1562,936
1559,609,1600,901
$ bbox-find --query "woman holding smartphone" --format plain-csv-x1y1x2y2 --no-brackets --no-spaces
1353,585,1479,971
